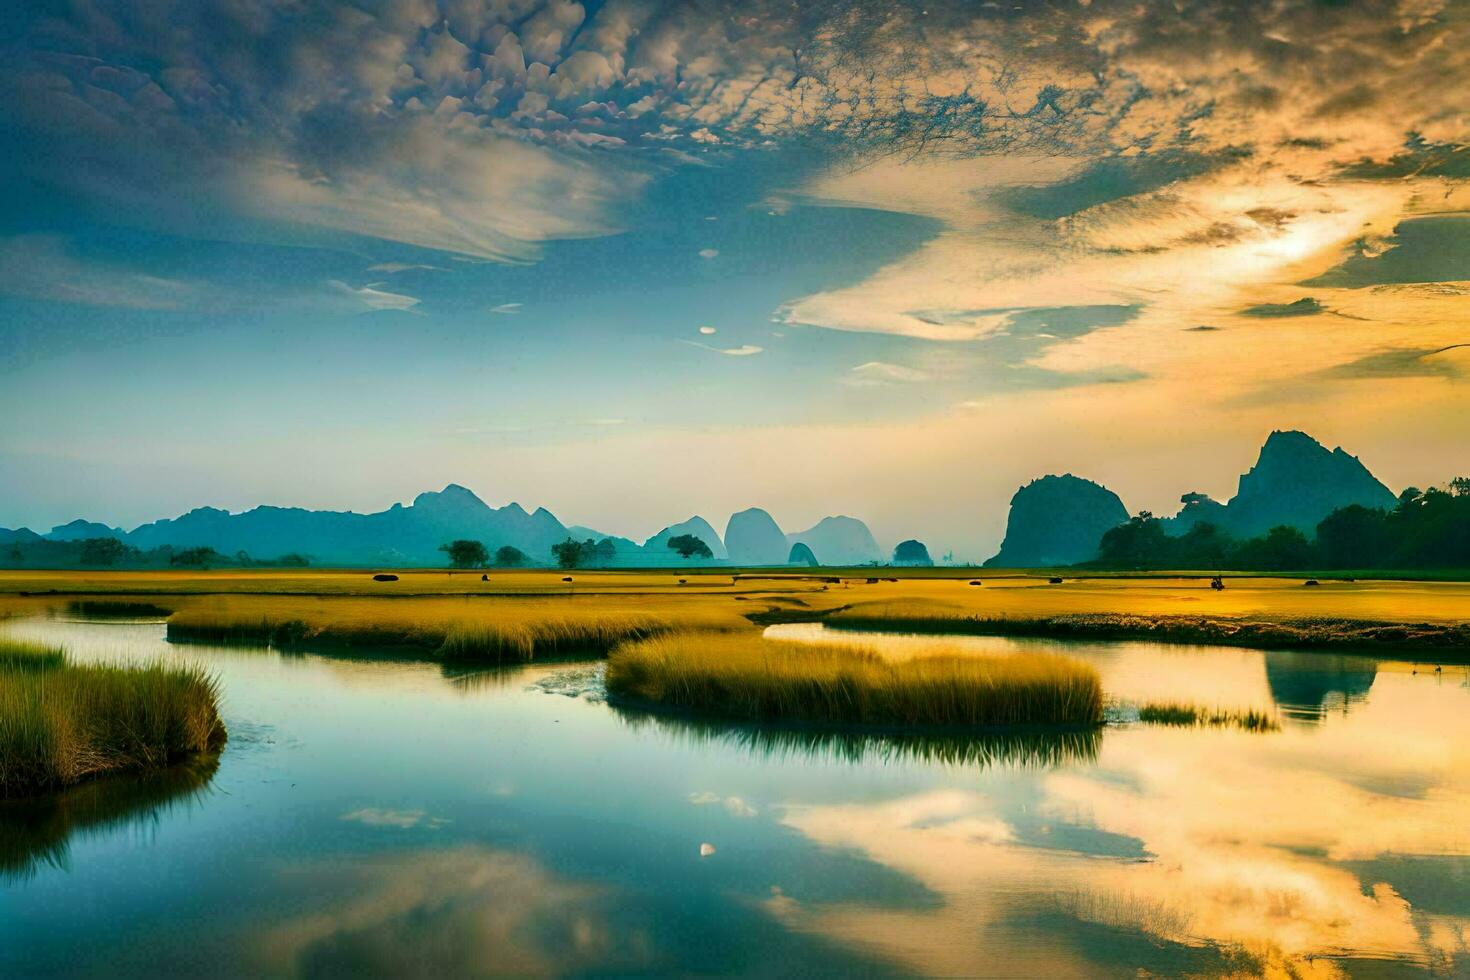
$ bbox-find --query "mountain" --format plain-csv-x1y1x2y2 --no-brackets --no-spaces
787,516,881,565
121,484,572,565
0,527,42,545
46,519,123,541
984,474,1128,567
724,508,789,565
644,516,727,561
788,542,819,566
1167,430,1396,537
892,539,933,567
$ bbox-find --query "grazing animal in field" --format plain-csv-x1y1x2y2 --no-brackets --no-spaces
562,576,573,583
481,574,488,581
1210,576,1224,591
866,578,879,584
372,573,398,582
1049,577,1063,584
679,578,688,585
969,580,982,586
1304,579,1320,587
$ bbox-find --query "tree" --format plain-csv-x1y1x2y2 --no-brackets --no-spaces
494,545,528,567
277,553,310,567
1096,512,1170,568
667,534,713,559
170,546,221,567
79,537,130,567
551,538,585,570
1315,505,1389,568
439,539,489,568
1451,476,1470,498
1234,525,1312,571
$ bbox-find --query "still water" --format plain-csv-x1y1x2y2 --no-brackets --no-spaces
2,615,1468,977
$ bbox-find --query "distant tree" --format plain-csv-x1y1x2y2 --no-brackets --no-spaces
235,551,254,567
170,546,221,568
1315,505,1389,568
79,537,130,567
667,534,713,559
592,538,618,565
1234,525,1312,571
1096,512,1171,569
551,538,585,570
439,539,489,568
1451,476,1470,498
494,545,529,567
277,553,310,567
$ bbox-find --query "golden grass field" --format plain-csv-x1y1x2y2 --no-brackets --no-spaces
3,568,1469,627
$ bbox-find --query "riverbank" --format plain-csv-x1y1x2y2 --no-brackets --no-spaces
826,608,1470,658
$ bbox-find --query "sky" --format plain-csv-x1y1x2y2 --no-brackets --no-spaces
0,0,1467,560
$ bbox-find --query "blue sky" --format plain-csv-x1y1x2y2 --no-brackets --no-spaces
1,0,1467,558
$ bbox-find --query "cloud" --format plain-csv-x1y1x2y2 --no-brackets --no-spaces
0,235,194,310
847,362,931,386
1315,345,1469,381
698,248,719,259
490,302,523,314
1239,298,1325,318
340,807,447,830
367,263,445,274
698,326,717,335
327,280,421,313
682,341,763,357
688,791,758,818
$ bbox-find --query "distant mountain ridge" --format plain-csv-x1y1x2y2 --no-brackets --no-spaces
4,489,887,569
1165,430,1396,537
988,431,1402,567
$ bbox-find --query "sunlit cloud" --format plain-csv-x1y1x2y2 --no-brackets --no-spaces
490,302,523,315
327,281,421,313
682,341,763,357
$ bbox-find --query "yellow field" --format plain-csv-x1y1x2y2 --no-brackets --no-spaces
2,569,1468,627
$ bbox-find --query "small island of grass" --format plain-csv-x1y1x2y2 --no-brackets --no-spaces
605,631,1104,728
0,639,225,797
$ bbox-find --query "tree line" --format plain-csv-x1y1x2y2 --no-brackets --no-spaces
1089,479,1470,571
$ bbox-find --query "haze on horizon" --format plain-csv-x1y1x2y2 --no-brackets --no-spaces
1,0,1467,560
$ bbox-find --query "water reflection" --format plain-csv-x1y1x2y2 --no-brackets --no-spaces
1263,650,1379,722
253,847,659,976
0,753,218,881
612,704,1101,769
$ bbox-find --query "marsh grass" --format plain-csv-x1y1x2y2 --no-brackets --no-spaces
65,600,173,619
827,605,1470,657
605,631,1104,728
0,640,226,797
1137,701,1280,732
167,605,690,664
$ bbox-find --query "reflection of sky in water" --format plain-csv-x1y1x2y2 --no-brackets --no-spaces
1,617,1467,976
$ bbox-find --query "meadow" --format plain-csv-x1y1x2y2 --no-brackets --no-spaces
605,631,1105,728
0,639,225,797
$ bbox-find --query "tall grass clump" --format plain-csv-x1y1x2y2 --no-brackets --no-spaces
605,632,1103,728
0,640,226,797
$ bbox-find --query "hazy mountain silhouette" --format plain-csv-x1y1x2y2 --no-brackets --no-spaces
724,508,790,565
644,516,727,561
786,516,882,565
107,484,572,566
984,475,1128,568
45,519,124,541
1166,430,1396,537
788,542,819,566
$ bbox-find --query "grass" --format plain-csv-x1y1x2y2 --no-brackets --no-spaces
164,595,741,664
65,600,172,618
1136,701,1280,732
826,604,1470,658
0,639,226,797
605,631,1104,728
